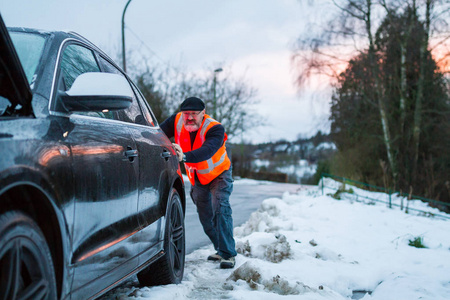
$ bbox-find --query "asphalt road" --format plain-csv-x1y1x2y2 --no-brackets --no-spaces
184,179,308,254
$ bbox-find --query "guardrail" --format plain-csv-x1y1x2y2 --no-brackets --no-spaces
320,173,450,220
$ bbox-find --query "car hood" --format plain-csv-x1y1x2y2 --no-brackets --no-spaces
0,14,32,111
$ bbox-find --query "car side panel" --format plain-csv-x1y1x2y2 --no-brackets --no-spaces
126,125,173,257
0,116,75,299
67,115,141,293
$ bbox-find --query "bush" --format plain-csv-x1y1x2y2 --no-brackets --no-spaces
312,160,331,185
408,236,427,248
329,183,354,200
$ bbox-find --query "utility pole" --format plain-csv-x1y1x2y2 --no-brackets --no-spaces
212,67,223,119
122,0,133,72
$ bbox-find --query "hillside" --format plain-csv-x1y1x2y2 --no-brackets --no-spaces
229,132,336,184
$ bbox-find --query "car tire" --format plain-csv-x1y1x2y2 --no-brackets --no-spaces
0,210,57,300
137,188,185,286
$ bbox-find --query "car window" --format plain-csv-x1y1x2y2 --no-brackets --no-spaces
98,56,147,126
130,82,157,127
9,32,46,87
59,44,114,119
60,44,100,90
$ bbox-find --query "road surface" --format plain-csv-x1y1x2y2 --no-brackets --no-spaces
185,179,308,253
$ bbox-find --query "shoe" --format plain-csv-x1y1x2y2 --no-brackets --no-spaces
207,253,222,261
220,256,235,269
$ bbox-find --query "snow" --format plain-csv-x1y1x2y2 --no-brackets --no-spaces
253,159,271,168
252,159,317,181
316,142,337,150
274,144,289,152
66,72,133,97
104,178,450,300
277,159,317,180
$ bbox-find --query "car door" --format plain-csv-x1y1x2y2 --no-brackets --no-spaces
127,82,176,263
54,43,141,293
97,56,172,262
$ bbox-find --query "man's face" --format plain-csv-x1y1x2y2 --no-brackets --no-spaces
182,110,205,132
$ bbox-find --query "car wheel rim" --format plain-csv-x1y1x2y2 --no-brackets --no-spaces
168,198,184,275
0,237,51,300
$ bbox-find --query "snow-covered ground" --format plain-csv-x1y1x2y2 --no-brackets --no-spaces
277,159,316,180
104,178,450,300
253,159,317,182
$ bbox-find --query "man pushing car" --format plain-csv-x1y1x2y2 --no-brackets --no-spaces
160,96,237,268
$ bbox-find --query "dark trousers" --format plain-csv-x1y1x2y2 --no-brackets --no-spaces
190,168,237,259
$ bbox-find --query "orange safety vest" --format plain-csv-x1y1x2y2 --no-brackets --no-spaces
174,112,231,185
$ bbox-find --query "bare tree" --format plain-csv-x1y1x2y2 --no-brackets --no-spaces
127,57,263,140
292,0,450,189
167,66,263,140
293,0,399,184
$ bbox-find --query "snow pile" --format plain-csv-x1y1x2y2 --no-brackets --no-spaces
252,159,317,182
316,142,337,150
104,180,450,300
321,177,448,218
276,159,317,180
253,159,271,168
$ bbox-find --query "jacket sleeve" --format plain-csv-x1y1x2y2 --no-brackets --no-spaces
185,124,225,163
159,113,177,139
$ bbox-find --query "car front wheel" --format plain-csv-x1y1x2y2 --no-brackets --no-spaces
0,210,57,300
137,188,185,286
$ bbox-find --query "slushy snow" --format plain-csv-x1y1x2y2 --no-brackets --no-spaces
103,178,450,299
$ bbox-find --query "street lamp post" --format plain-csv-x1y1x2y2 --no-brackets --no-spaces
121,0,133,72
212,68,223,119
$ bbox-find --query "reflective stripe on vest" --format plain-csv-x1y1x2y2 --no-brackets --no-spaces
197,151,228,174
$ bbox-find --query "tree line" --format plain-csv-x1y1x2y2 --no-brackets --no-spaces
293,0,450,203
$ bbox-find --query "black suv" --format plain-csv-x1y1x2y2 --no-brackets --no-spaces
0,15,186,299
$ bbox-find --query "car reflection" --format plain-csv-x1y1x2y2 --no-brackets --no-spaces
39,144,124,166
76,228,140,262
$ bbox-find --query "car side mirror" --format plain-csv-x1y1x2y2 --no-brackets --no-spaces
59,72,133,112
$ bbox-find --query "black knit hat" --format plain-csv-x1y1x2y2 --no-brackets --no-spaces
180,97,205,111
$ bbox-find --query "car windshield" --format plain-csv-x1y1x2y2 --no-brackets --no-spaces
9,31,46,87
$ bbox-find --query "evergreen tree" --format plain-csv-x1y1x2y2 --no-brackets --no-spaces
330,9,450,201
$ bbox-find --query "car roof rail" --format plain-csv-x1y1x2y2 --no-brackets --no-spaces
67,31,96,46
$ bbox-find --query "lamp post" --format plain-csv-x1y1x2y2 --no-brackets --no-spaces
212,67,223,119
121,0,133,72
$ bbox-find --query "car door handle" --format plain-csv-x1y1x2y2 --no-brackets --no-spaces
125,149,138,157
124,147,138,162
161,149,171,161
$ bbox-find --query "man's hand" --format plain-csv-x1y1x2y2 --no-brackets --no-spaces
172,143,184,162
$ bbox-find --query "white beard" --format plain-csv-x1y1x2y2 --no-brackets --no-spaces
184,124,200,132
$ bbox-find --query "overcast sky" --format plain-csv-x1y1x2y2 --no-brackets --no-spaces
0,0,332,144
